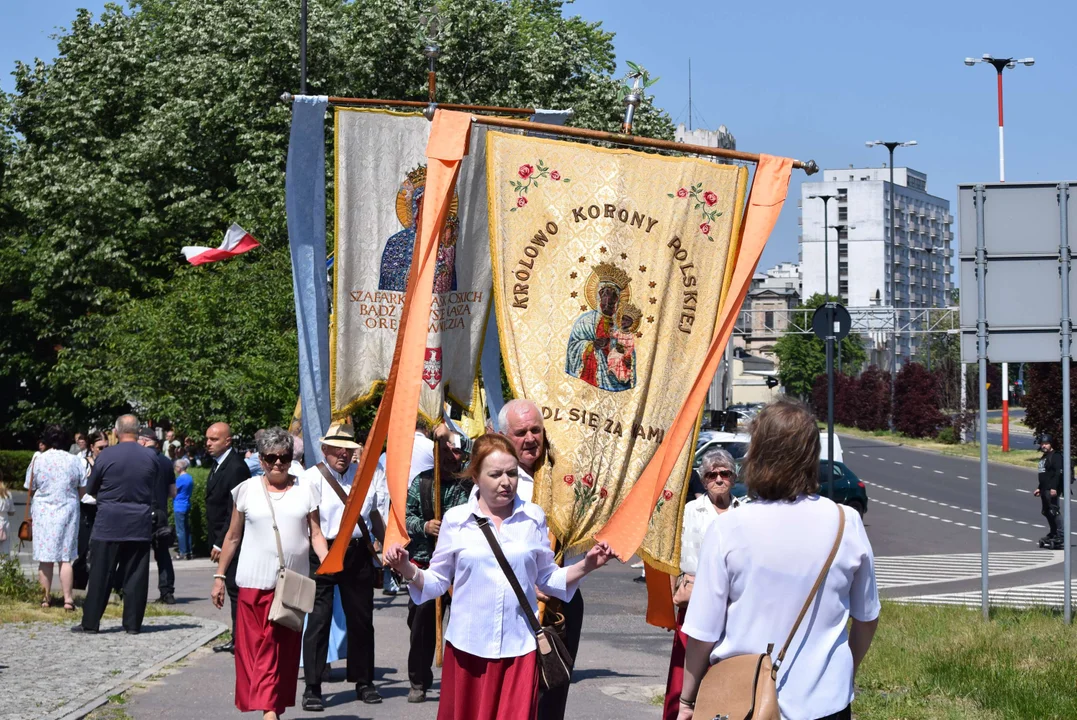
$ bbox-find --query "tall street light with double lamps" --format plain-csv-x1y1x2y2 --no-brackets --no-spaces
809,194,838,499
829,223,856,373
866,140,917,430
964,53,1034,452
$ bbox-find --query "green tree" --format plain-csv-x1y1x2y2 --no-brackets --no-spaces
0,0,674,442
774,294,867,400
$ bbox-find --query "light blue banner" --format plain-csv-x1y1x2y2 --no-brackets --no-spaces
286,96,331,466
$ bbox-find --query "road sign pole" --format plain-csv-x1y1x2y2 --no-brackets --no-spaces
975,184,990,621
827,311,835,501
1060,181,1072,625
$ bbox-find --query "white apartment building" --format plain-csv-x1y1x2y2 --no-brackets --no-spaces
799,166,954,364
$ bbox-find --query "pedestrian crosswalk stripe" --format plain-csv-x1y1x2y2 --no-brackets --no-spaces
896,579,1072,610
875,551,1061,590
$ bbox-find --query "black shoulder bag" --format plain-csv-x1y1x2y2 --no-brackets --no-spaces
473,514,573,691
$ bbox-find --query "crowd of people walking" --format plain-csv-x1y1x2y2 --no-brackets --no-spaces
11,396,880,720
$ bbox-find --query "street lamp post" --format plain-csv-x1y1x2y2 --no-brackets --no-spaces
810,194,837,499
866,140,917,430
965,54,1033,452
830,223,855,374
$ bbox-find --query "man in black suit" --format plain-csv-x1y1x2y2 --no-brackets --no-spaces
137,428,176,604
204,421,250,653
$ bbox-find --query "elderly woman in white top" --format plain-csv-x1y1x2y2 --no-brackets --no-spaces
211,428,328,720
677,400,879,720
662,447,745,719
385,433,616,720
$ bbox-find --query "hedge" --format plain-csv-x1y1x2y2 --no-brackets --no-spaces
0,450,36,488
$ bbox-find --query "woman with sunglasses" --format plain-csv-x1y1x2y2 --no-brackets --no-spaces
211,428,329,720
662,447,745,719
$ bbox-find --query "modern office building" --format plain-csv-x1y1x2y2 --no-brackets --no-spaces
799,166,954,364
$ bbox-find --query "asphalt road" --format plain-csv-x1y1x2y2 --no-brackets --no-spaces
838,433,1074,597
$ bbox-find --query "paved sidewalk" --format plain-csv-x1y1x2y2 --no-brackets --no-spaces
0,615,226,720
114,557,670,720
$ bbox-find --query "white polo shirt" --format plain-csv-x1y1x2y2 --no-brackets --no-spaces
299,463,386,541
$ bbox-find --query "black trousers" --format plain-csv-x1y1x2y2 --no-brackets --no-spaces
1041,486,1061,536
407,591,450,690
152,532,175,597
73,504,96,590
537,590,584,720
225,552,239,632
303,540,376,693
817,705,851,720
81,540,150,633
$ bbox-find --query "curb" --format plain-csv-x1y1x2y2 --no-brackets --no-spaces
47,619,228,720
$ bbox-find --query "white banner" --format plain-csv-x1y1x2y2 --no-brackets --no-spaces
332,108,492,420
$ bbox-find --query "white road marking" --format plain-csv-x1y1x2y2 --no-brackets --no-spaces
958,475,970,480
877,457,886,461
913,465,922,470
934,470,945,475
1017,489,1031,494
894,461,903,465
988,482,998,487
876,551,1061,590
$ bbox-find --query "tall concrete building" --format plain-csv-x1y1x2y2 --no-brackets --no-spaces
799,166,954,363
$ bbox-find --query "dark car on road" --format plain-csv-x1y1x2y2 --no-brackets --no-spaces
725,460,869,517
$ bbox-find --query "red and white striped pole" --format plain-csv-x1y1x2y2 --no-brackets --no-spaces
997,66,1009,452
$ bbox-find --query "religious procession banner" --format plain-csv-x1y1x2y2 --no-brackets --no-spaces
332,108,492,420
487,132,749,572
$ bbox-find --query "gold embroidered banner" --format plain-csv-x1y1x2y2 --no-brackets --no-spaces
331,108,491,421
487,132,748,571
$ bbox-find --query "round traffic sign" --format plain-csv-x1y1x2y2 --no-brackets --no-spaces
812,303,852,341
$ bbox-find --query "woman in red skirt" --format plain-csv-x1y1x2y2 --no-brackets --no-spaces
211,429,329,720
385,433,616,720
662,448,743,719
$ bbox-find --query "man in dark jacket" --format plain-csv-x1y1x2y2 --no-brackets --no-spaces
77,414,157,634
1035,434,1065,546
137,428,177,604
204,421,250,652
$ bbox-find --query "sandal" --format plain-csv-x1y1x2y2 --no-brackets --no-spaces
40,597,51,608
63,602,76,612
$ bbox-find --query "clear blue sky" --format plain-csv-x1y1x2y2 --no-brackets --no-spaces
4,0,1075,277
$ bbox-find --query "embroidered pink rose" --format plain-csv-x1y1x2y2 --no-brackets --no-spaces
699,222,711,235
703,191,718,206
662,489,674,501
563,474,575,485
582,473,595,488
676,188,688,198
550,170,561,181
518,164,535,179
517,196,528,208
599,487,608,499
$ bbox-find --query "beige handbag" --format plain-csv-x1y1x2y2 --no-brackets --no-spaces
694,505,846,720
260,478,316,632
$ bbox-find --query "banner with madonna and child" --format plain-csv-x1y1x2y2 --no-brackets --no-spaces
486,131,750,573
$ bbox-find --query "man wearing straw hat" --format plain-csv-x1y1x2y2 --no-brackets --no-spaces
300,420,383,710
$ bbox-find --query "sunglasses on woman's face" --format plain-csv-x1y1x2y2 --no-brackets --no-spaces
703,469,735,481
262,453,293,466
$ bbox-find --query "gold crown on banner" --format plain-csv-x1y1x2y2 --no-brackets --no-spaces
618,302,643,331
585,261,632,310
395,165,459,228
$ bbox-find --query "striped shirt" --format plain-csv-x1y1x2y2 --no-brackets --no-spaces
409,494,578,659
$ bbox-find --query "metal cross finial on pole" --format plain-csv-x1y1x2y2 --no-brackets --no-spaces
866,140,917,429
965,54,1034,453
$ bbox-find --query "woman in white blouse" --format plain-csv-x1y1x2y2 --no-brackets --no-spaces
385,433,615,720
211,428,328,720
663,447,744,718
678,400,879,720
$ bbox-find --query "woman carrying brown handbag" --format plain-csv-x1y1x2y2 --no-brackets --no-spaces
678,400,880,720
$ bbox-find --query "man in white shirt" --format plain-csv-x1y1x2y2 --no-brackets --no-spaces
300,421,383,711
499,399,584,720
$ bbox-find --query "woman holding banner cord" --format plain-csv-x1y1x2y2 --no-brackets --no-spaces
677,400,880,720
385,433,617,720
662,447,745,719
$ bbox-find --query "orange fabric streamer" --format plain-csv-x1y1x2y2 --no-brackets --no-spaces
644,562,677,630
595,155,793,591
320,110,472,573
382,110,473,550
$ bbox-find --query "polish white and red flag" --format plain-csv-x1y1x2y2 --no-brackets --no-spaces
181,224,260,265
